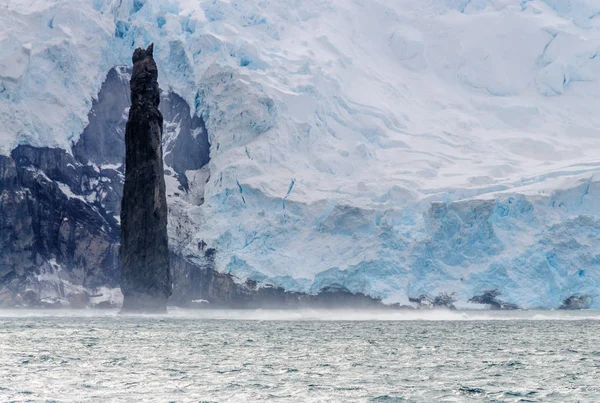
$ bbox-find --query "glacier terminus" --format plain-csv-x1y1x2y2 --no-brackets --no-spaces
1,0,600,309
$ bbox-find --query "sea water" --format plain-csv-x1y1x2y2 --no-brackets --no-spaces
0,310,599,402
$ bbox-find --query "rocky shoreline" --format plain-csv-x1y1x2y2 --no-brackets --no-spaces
0,271,591,311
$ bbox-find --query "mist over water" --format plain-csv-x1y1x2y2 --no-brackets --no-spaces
3,308,600,321
1,310,599,402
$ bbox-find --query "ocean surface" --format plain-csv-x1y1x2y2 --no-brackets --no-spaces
1,310,599,402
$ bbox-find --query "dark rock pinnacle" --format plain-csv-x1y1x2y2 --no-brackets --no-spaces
120,43,171,312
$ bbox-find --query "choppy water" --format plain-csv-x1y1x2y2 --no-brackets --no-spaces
1,310,600,402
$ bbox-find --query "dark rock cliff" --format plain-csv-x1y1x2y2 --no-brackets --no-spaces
559,295,591,310
72,67,130,166
0,146,120,307
469,290,518,310
119,44,171,311
170,250,387,309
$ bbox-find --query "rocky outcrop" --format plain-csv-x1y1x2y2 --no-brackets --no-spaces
170,251,386,309
469,290,518,310
72,67,130,166
119,44,171,312
0,61,208,309
559,295,591,310
160,91,209,191
0,146,120,307
409,292,457,310
309,284,385,309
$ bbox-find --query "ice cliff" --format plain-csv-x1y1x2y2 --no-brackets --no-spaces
2,0,600,308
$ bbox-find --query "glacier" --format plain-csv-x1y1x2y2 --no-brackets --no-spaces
2,0,600,308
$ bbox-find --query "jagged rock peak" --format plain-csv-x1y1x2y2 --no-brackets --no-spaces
132,42,153,63
130,43,160,109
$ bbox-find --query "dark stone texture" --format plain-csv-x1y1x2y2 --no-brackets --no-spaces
119,44,171,312
10,146,120,289
559,295,591,310
161,92,209,191
73,67,130,165
469,290,518,310
409,293,457,310
409,294,433,308
170,249,388,309
0,154,34,280
0,146,120,307
432,292,457,310
170,250,304,308
309,284,385,309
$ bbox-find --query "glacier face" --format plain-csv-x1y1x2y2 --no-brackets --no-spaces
3,0,600,308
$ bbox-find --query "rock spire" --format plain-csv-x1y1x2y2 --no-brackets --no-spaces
119,43,171,312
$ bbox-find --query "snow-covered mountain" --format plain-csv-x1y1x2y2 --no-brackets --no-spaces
2,0,600,308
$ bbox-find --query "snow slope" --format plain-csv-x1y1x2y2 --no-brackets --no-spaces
3,0,600,308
